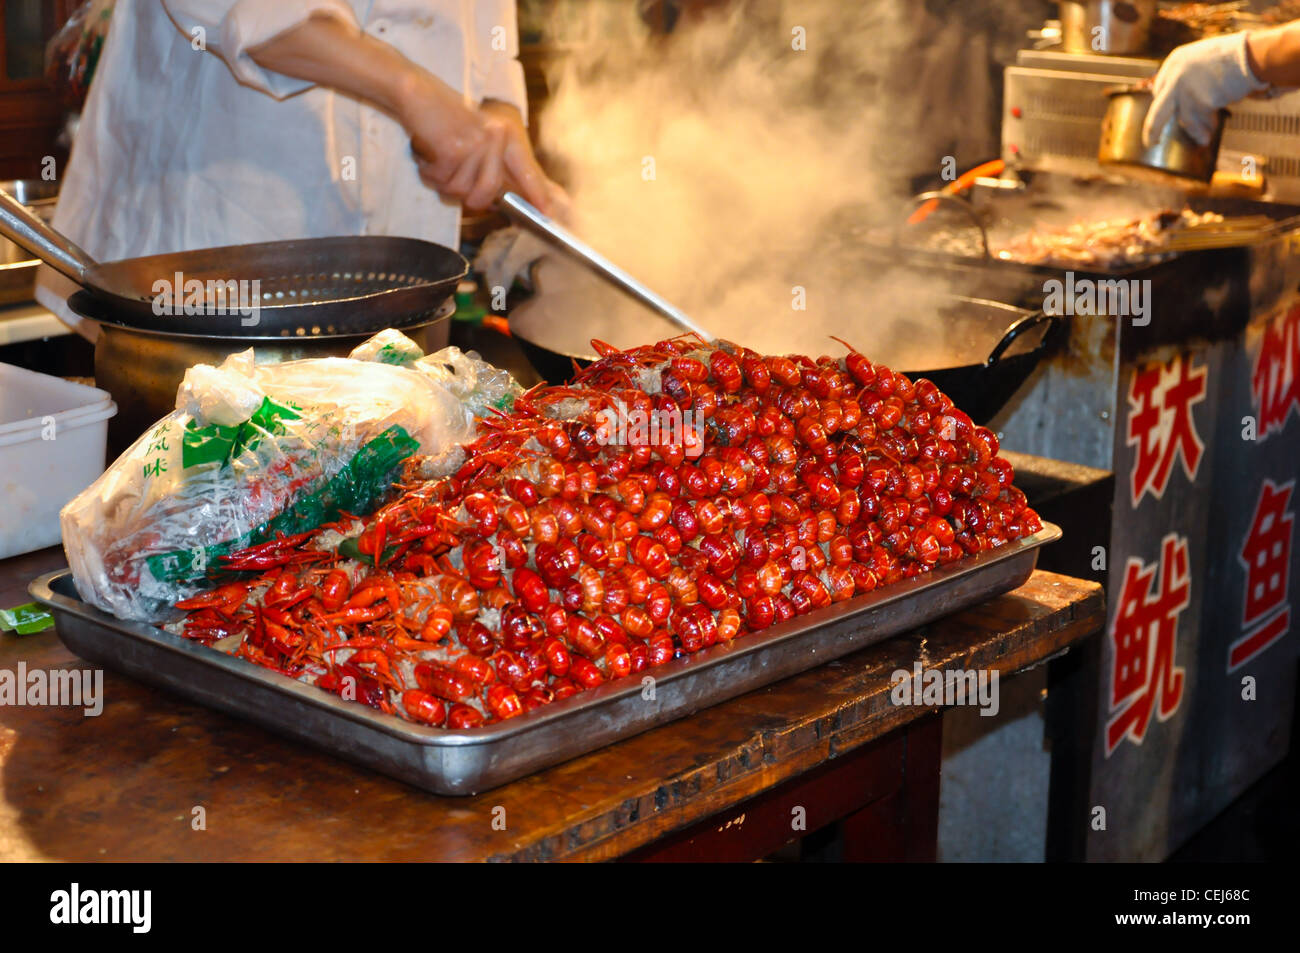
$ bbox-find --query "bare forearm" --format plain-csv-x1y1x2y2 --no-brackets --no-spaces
247,13,451,123
247,14,558,213
1246,22,1300,88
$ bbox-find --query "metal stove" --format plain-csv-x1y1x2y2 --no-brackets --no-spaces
868,35,1300,861
1003,47,1300,201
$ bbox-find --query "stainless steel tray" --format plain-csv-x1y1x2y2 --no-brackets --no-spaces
30,522,1059,795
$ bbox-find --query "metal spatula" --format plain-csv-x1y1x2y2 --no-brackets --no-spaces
0,187,467,338
499,191,716,343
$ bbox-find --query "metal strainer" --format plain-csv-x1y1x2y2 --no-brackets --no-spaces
0,187,467,338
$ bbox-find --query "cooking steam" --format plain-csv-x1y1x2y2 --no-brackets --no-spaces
533,0,1000,363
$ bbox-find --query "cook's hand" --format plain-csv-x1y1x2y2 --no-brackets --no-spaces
1144,32,1268,147
474,101,570,221
403,82,563,217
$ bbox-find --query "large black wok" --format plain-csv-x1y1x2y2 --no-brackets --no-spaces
507,261,1057,424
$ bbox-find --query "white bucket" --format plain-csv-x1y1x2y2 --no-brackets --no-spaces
0,363,117,559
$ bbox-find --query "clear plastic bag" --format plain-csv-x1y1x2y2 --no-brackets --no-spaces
349,331,522,418
61,332,518,622
413,346,523,418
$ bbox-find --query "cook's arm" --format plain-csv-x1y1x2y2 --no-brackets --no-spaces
163,2,466,131
164,1,559,212
241,14,471,136
456,0,563,213
161,0,364,99
164,2,523,208
1246,21,1300,88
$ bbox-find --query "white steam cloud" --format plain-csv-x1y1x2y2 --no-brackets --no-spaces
532,0,991,363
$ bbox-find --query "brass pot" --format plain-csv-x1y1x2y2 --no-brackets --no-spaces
79,292,452,458
1099,86,1225,186
1059,1,1157,55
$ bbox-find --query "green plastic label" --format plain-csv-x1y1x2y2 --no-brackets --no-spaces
146,424,418,584
374,342,417,366
182,396,303,469
0,603,55,635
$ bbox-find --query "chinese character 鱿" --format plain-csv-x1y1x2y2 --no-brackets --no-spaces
1126,354,1208,506
1107,534,1190,755
1229,479,1294,670
1251,303,1300,441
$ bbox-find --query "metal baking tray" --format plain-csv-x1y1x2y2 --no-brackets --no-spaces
30,522,1059,795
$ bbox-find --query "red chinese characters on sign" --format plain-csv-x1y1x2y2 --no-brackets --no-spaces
1229,479,1295,671
1125,354,1208,506
1251,303,1300,440
1106,534,1190,756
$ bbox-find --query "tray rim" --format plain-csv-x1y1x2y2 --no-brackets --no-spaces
30,521,1060,749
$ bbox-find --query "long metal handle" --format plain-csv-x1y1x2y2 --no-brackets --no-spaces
906,191,991,260
499,191,715,343
0,186,97,284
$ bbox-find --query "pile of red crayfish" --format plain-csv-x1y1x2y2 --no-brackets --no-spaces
169,335,1041,728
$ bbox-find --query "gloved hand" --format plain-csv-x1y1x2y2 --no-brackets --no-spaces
1143,32,1268,147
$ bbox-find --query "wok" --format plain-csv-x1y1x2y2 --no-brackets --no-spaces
508,260,1058,424
0,187,467,337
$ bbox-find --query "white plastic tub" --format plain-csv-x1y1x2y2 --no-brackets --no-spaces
0,363,116,559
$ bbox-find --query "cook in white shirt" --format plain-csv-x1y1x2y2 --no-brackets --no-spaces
37,0,561,339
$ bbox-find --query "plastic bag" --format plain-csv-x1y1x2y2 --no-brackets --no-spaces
412,346,522,419
350,332,522,422
347,328,426,367
61,333,519,623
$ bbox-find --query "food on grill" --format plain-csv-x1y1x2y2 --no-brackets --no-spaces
1261,0,1300,24
1152,1,1299,49
1152,2,1250,47
168,336,1041,728
993,208,1227,268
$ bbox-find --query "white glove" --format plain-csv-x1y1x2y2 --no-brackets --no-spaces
1144,32,1268,147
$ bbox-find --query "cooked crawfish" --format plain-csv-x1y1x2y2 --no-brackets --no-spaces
170,334,1042,728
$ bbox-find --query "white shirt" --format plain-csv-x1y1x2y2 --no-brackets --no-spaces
37,0,527,337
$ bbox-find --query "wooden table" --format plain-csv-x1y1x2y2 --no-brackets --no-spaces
0,547,1103,862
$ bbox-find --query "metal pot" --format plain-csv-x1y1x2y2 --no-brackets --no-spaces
1059,1,1157,55
0,179,58,305
69,291,452,458
1099,85,1225,186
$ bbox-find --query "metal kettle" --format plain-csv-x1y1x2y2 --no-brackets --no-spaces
1058,1,1158,56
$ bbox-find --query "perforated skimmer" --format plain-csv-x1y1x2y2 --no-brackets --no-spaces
0,187,467,338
